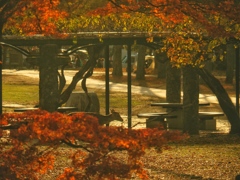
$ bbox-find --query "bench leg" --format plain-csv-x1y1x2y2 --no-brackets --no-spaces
199,118,217,130
167,110,182,129
146,117,167,129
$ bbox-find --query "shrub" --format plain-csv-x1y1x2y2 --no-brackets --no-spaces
0,110,186,179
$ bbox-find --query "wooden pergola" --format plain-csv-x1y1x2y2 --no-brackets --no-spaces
0,32,164,128
1,32,240,130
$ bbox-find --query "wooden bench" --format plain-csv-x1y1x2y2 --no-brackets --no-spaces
198,112,224,130
137,112,177,129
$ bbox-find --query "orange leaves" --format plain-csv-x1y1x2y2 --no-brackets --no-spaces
5,0,68,36
0,143,55,179
89,2,118,16
0,110,186,179
57,168,76,180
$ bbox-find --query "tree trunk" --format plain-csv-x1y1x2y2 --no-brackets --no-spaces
166,61,181,103
157,61,167,79
226,43,235,84
112,45,123,77
196,67,240,134
182,66,199,135
39,44,59,112
136,45,146,80
155,51,168,79
0,24,2,115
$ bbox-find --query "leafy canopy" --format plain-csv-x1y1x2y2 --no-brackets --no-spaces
3,0,240,66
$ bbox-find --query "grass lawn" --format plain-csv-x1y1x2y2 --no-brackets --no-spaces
3,84,39,105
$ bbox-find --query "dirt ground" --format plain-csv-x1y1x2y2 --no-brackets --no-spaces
2,73,39,85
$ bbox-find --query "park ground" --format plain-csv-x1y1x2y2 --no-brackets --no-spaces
2,68,240,179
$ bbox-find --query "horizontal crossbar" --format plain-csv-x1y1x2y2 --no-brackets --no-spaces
199,112,224,120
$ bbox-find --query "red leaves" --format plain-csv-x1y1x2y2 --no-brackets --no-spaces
5,0,68,37
0,110,186,179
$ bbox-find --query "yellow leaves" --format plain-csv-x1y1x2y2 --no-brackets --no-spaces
165,35,198,66
208,38,225,52
163,31,228,67
98,34,103,43
146,36,153,43
72,36,77,44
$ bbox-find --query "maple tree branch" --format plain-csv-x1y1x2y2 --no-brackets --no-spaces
61,139,93,153
58,64,67,94
0,124,20,130
0,121,28,130
108,0,122,9
144,0,169,8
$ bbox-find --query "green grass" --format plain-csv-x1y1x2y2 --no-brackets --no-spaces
3,84,39,105
2,83,163,115
96,90,162,109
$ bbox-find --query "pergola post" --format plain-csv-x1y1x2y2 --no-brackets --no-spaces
236,46,240,115
39,44,59,112
0,46,2,115
127,44,132,128
105,45,110,115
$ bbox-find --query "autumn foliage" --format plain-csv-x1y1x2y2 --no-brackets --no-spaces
0,110,186,179
4,0,68,36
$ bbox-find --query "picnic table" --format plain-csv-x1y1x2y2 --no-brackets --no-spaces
149,102,224,130
150,102,210,129
150,102,210,108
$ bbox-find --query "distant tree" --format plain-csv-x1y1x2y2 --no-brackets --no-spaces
0,0,24,37
136,45,146,80
112,45,123,77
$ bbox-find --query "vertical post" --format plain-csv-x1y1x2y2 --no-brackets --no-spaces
105,45,110,115
127,44,132,128
39,44,59,112
236,46,239,115
0,45,2,115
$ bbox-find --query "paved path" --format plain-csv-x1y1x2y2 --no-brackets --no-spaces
2,69,236,104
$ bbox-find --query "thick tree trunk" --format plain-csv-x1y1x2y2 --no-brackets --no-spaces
112,45,123,77
39,44,59,112
136,45,146,80
166,62,181,103
196,67,240,134
182,66,199,135
226,43,235,84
